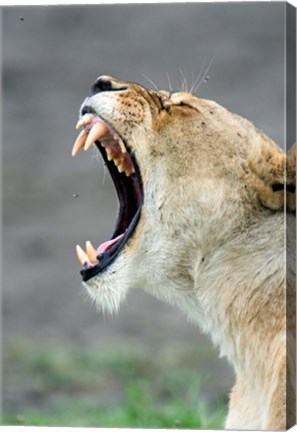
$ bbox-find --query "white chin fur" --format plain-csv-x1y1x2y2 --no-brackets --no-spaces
82,270,129,315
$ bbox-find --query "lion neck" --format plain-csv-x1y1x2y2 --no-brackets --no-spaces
139,206,285,376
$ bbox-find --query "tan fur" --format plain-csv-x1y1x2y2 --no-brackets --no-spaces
82,76,296,430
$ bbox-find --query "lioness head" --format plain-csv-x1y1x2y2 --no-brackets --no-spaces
73,76,295,317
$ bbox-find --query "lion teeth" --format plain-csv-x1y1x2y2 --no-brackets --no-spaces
73,117,134,177
123,154,135,175
113,158,124,174
106,147,116,161
76,242,99,267
124,166,134,177
72,129,89,157
76,114,93,130
112,134,126,153
118,139,127,154
113,158,120,167
84,122,110,151
86,240,99,264
76,244,90,266
117,162,125,173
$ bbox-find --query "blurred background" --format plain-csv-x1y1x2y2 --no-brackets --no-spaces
2,2,286,428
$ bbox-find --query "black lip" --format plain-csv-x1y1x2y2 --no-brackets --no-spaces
80,136,143,283
80,208,141,282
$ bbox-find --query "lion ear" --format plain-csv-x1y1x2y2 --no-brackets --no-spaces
249,142,295,212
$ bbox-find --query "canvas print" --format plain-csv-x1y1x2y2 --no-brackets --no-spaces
2,2,296,430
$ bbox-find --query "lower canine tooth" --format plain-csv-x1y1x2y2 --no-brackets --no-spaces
86,241,99,264
76,244,90,266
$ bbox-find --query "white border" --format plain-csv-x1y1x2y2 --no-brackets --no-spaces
1,1,296,432
0,429,212,432
0,4,2,426
1,427,296,432
0,0,295,6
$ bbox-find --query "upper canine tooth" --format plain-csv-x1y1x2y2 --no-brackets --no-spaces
84,122,110,151
76,114,93,129
76,244,90,266
72,129,89,157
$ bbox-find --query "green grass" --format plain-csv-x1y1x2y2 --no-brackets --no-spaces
2,341,226,428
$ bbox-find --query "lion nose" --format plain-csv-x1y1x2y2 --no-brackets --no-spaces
91,76,128,94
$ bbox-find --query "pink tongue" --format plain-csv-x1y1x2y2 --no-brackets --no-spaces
97,233,125,254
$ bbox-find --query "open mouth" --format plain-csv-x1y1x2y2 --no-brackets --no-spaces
72,111,143,282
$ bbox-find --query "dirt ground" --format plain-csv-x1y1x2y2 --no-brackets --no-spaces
2,3,287,420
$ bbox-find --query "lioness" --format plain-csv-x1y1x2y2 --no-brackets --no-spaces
72,76,296,430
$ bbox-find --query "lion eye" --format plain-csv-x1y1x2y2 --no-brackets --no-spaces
170,93,192,107
175,101,189,107
91,76,128,94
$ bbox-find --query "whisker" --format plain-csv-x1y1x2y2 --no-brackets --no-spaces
166,71,173,92
178,68,188,92
142,73,159,91
192,58,214,95
190,57,206,94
